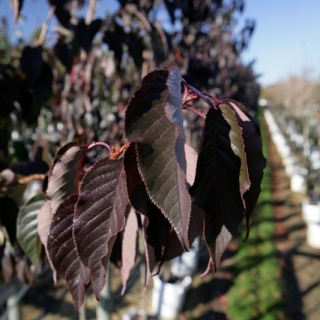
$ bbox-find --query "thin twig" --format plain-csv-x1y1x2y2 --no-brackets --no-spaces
88,141,112,154
109,143,130,160
187,84,217,109
203,92,223,104
18,174,46,185
37,5,56,45
85,0,96,25
184,106,206,119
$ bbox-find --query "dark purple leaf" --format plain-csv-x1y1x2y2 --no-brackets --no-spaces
185,144,198,188
141,215,156,289
102,22,125,71
109,232,122,268
33,62,53,103
20,46,43,87
46,142,88,214
37,200,52,247
48,0,84,27
47,194,90,312
121,207,138,294
223,99,266,238
162,204,204,261
73,157,128,298
150,23,168,64
54,36,79,73
125,68,191,250
190,107,244,272
71,18,103,52
126,31,145,69
219,103,251,199
123,142,171,261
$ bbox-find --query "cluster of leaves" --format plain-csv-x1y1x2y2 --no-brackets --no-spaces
0,0,263,312
35,67,265,311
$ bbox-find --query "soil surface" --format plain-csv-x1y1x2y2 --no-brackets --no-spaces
5,120,320,320
267,125,320,320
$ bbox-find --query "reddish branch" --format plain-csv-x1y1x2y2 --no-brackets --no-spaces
182,80,222,119
110,143,130,160
88,141,112,154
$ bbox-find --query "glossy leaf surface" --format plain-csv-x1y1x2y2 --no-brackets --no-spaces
47,194,90,312
73,157,128,298
47,142,88,214
125,68,191,249
190,107,244,272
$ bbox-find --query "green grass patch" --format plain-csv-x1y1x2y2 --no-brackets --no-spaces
226,108,285,320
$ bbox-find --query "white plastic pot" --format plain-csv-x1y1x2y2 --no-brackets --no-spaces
306,223,320,249
152,275,191,319
171,250,198,278
171,237,200,278
123,309,147,320
301,201,320,248
302,201,320,224
290,173,306,193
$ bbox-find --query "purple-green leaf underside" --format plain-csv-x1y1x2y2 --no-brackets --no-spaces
73,157,128,299
190,107,244,272
47,142,88,214
47,194,90,313
219,103,251,198
17,193,46,266
125,69,191,250
224,99,266,238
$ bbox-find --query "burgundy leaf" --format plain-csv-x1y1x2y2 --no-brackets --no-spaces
47,194,90,312
185,144,198,187
219,103,251,198
47,142,88,214
123,143,171,260
125,68,191,250
162,204,204,261
109,232,123,268
37,200,52,246
121,207,138,294
190,107,244,272
37,199,57,281
223,99,266,238
141,215,156,290
73,157,128,299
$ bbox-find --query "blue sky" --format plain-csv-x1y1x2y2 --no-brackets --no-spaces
241,0,320,85
1,0,320,86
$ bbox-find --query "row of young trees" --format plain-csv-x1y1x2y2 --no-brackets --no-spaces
263,70,320,147
0,0,265,313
